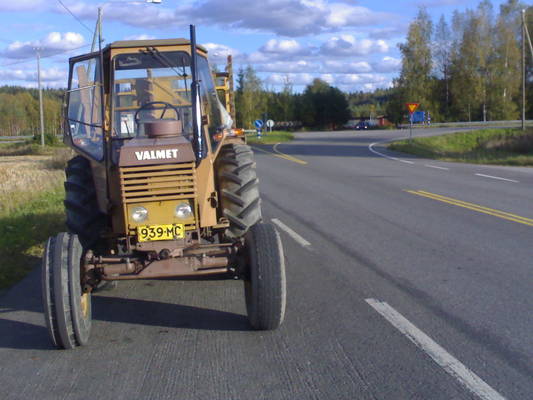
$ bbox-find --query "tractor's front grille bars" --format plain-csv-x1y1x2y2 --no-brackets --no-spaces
120,162,197,230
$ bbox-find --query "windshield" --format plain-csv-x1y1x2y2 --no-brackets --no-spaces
112,50,229,144
112,50,193,138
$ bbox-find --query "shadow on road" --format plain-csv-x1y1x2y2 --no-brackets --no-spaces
92,295,250,331
0,318,52,350
0,268,251,350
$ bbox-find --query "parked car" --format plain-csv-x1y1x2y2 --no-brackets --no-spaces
355,121,368,130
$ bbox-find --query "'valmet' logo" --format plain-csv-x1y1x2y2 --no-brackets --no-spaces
135,149,179,161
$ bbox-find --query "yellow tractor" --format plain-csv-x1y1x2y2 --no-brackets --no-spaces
41,26,286,349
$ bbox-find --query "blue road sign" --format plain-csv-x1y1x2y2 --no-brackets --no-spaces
254,119,264,129
411,111,425,123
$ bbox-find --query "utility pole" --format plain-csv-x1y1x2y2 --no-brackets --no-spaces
36,48,45,146
90,7,102,53
522,9,526,131
227,55,236,127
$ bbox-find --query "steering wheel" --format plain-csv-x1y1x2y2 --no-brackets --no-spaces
134,101,180,127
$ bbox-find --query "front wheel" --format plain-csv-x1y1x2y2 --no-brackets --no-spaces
42,232,92,349
244,223,286,330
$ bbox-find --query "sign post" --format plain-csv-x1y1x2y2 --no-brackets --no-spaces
266,119,274,133
254,119,264,138
406,103,419,142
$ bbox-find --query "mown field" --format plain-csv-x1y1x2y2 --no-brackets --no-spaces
389,128,533,166
0,142,73,291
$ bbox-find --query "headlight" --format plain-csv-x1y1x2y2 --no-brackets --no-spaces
175,202,193,219
131,206,148,222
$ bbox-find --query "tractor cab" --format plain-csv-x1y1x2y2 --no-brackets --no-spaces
65,38,231,162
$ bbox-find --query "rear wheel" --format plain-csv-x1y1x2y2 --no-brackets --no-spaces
216,144,262,238
42,232,92,349
64,156,106,250
244,223,286,330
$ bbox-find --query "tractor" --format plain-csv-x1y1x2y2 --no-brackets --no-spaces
41,26,286,349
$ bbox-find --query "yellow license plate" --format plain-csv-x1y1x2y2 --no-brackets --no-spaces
137,224,185,242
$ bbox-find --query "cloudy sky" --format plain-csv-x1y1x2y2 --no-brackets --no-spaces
0,0,509,92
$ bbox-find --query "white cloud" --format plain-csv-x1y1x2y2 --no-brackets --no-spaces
373,56,401,73
0,66,67,84
1,32,85,59
264,71,393,92
50,0,392,37
321,35,389,57
260,39,310,56
324,60,373,73
265,73,315,86
62,1,176,30
255,60,318,73
0,0,46,12
367,26,408,40
123,34,157,41
202,43,240,63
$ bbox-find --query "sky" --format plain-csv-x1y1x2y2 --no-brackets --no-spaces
0,0,511,93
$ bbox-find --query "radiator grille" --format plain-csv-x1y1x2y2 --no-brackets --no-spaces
120,162,196,203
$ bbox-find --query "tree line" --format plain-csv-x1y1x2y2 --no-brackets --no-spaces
386,0,533,124
234,66,351,129
0,86,63,137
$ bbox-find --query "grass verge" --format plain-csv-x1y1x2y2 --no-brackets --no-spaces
246,130,294,145
388,128,533,166
0,186,65,290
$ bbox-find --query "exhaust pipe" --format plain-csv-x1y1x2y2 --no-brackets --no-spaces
190,24,205,162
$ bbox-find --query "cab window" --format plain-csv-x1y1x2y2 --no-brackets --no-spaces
67,56,103,160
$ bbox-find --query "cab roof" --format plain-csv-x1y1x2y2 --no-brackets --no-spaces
106,38,207,53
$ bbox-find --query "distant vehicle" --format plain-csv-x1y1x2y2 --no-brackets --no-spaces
355,121,369,130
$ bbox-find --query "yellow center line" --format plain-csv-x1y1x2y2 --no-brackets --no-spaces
251,145,308,165
416,190,533,224
405,190,533,227
272,143,308,165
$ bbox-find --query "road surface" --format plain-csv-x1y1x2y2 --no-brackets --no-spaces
1,128,531,399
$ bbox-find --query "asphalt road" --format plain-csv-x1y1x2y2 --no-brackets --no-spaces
1,128,531,400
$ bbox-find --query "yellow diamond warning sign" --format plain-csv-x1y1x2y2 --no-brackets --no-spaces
406,103,420,114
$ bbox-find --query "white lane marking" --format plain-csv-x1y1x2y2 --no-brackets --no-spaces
425,164,450,170
365,299,506,400
271,218,311,248
369,138,415,165
475,173,519,183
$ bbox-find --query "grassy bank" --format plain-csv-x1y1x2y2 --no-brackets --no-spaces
389,128,533,166
0,187,65,290
0,150,69,290
246,130,294,145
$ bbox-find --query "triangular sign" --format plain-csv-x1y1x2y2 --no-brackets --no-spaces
406,103,420,114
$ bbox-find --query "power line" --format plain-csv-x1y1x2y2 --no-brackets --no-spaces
56,0,94,34
0,44,92,68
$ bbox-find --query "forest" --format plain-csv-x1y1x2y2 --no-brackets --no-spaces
385,0,533,124
0,0,531,135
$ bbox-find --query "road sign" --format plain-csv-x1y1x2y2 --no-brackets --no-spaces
406,103,420,114
254,119,264,129
266,119,274,128
411,111,425,123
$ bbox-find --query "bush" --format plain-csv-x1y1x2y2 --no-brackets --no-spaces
32,133,61,146
46,147,75,170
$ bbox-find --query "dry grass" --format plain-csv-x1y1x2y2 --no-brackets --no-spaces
0,155,65,215
45,147,75,170
0,153,68,289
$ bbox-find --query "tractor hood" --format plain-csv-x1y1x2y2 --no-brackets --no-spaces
118,137,196,167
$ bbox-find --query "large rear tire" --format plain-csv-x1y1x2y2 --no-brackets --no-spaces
216,144,262,238
244,223,286,330
64,156,106,250
42,232,92,349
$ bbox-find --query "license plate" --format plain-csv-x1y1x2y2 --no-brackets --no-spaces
137,224,185,242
